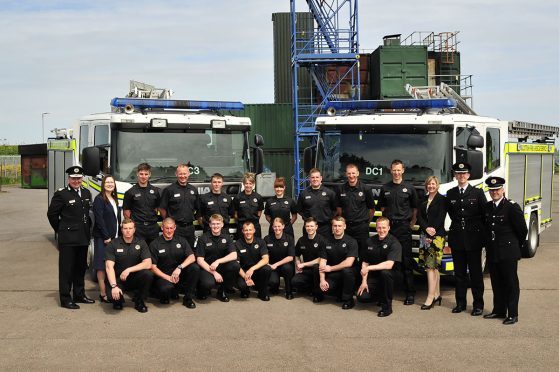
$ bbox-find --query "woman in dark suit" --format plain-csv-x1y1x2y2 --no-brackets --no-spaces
417,176,447,310
92,175,120,303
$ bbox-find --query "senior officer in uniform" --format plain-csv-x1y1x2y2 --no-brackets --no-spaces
483,177,527,325
199,173,234,232
159,164,200,249
297,168,337,237
47,166,95,309
292,217,327,298
377,159,419,305
357,217,402,317
446,162,486,316
123,163,161,246
149,218,200,309
235,221,272,301
316,216,358,309
196,214,240,302
105,218,153,313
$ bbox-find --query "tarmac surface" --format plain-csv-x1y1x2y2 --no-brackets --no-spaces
1,180,558,371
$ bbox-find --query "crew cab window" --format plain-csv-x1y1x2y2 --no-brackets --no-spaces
486,127,500,172
79,125,89,161
94,125,109,146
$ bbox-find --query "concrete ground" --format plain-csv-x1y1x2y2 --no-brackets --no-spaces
0,180,558,371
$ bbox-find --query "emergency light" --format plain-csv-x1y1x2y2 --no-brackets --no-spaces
110,98,244,111
326,98,456,113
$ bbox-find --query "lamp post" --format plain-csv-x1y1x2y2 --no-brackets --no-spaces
42,112,51,143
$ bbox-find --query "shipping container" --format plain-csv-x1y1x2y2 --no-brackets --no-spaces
18,144,47,189
429,51,461,94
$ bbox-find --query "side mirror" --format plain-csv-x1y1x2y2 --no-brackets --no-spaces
468,150,483,180
303,147,316,174
252,147,264,174
82,147,101,176
467,133,484,148
254,134,264,147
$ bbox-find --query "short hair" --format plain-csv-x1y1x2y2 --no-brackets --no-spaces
346,163,359,171
304,216,318,226
308,168,321,176
376,216,390,226
424,175,440,189
121,218,135,226
137,163,151,172
331,216,346,224
162,217,176,226
209,214,224,223
390,159,404,168
274,177,286,188
211,173,223,182
242,221,255,229
272,217,285,226
242,172,256,184
176,163,190,171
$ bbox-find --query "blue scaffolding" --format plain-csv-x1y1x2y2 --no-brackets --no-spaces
290,0,361,196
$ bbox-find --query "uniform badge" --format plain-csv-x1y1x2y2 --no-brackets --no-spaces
284,201,289,205
459,163,465,169
253,198,258,203
135,245,140,250
403,188,408,192
342,243,346,248
149,189,154,194
190,190,195,194
491,178,497,185
254,244,259,249
322,192,326,196
313,243,318,248
176,243,181,248
222,239,227,244
383,244,388,249
358,191,363,196
74,167,79,173
223,198,228,203
283,242,288,247
69,199,76,204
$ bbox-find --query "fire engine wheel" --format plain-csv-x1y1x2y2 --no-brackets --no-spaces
522,213,539,258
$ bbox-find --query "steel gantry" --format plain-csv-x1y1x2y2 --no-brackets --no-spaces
290,0,361,196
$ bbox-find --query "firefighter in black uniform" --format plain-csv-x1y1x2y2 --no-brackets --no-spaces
47,166,95,309
235,221,272,301
122,163,161,246
196,214,240,302
159,164,200,249
446,162,486,316
264,177,298,237
377,159,419,305
233,172,264,239
199,173,234,233
292,217,327,298
105,218,153,313
316,216,358,309
483,177,527,325
357,217,402,317
149,218,200,309
264,217,296,300
297,168,337,237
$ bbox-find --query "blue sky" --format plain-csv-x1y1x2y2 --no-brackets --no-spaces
0,0,557,144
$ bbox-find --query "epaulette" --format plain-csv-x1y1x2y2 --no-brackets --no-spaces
57,188,64,191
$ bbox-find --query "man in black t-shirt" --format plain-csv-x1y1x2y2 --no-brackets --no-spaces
292,217,327,298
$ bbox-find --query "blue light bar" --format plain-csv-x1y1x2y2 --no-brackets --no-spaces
327,98,456,111
110,98,244,111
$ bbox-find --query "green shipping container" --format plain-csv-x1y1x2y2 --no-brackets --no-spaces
370,45,428,99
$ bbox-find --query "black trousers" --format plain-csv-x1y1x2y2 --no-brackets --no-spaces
197,261,240,295
357,270,398,310
452,248,484,309
237,265,272,297
489,259,519,317
58,244,88,305
153,264,200,300
269,262,295,294
390,222,415,296
106,269,154,304
135,223,160,246
175,224,196,251
314,267,356,301
292,265,318,295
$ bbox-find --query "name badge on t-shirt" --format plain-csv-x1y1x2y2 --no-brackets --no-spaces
206,242,212,246
267,244,273,247
174,193,181,198
159,249,165,253
135,193,141,197
240,249,247,253
326,246,332,250
116,249,124,253
305,196,311,199
207,201,214,205
240,201,246,204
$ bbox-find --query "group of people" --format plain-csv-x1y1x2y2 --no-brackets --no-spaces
47,159,527,324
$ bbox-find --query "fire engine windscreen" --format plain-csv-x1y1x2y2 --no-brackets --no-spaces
318,129,453,185
113,130,247,182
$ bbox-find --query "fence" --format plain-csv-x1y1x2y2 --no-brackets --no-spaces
0,155,21,186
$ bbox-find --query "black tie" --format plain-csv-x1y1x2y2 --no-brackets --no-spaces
460,188,464,196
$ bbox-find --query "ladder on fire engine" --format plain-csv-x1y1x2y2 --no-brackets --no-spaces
406,82,476,115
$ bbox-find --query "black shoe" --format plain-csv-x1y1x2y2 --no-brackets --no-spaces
452,305,466,313
61,302,80,310
240,290,250,299
74,296,95,304
378,308,393,317
113,302,123,310
503,316,518,325
258,294,270,302
342,299,355,310
285,292,294,300
404,296,415,305
159,297,170,305
226,288,236,295
471,308,483,316
312,295,324,303
216,290,230,303
483,312,507,319
196,294,208,301
99,295,110,303
183,297,196,309
134,300,148,313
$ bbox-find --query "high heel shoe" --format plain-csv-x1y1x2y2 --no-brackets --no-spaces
434,295,442,305
421,296,442,310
